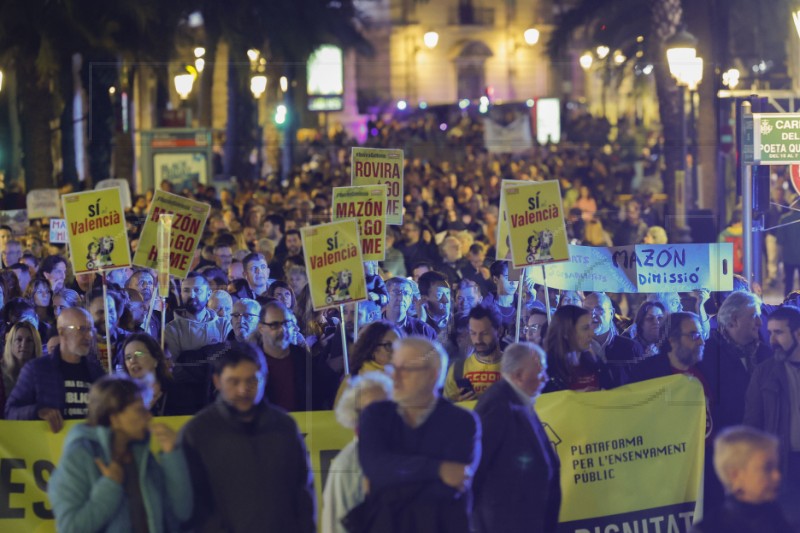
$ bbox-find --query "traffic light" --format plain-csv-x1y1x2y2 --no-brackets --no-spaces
274,104,287,126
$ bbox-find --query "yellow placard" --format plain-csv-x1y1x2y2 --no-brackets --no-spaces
0,376,703,532
351,147,403,225
302,219,368,310
132,191,210,279
331,185,387,261
504,179,570,268
62,189,130,274
495,179,527,261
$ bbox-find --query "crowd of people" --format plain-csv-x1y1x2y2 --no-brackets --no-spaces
0,113,798,532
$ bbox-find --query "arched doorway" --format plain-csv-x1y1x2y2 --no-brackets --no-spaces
452,41,493,100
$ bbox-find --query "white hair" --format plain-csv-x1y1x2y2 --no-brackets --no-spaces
234,298,260,315
335,372,393,430
393,336,449,389
717,291,761,330
713,425,778,492
501,342,546,378
209,290,232,306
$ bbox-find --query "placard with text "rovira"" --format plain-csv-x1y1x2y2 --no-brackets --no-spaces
503,180,570,268
350,147,403,225
132,190,210,279
749,113,800,164
62,189,130,274
331,185,387,261
302,219,368,311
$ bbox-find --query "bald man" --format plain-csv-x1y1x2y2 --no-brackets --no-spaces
5,308,104,432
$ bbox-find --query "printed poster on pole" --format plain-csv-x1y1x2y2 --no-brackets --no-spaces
503,179,570,268
302,219,368,311
132,190,210,279
62,189,130,274
331,185,388,261
351,147,403,225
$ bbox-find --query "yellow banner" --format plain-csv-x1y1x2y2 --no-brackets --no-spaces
302,219,368,310
0,376,703,532
351,147,403,225
331,185,388,261
538,375,705,529
62,189,130,274
132,191,210,279
504,180,570,268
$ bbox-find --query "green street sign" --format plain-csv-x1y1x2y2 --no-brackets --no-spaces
751,113,800,165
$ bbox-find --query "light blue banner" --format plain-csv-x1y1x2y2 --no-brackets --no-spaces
529,243,733,293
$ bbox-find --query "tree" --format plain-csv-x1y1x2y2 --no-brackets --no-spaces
548,0,685,220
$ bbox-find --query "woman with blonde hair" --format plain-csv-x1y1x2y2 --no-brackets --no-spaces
0,321,42,414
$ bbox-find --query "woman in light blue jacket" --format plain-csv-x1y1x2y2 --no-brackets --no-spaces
48,375,192,532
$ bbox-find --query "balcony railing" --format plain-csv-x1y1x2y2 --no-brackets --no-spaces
448,6,495,26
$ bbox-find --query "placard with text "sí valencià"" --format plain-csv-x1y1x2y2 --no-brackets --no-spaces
62,188,131,274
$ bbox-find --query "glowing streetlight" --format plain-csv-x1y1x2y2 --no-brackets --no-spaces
250,75,267,99
579,52,593,70
523,28,540,46
423,31,439,50
596,46,610,59
173,73,194,100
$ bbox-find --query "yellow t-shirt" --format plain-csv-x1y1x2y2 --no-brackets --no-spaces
444,355,502,400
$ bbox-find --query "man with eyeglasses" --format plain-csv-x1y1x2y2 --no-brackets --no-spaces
5,308,104,432
165,272,232,360
233,252,273,300
207,290,233,320
383,277,437,341
228,299,261,342
582,292,642,387
358,337,480,532
179,342,316,532
255,300,338,411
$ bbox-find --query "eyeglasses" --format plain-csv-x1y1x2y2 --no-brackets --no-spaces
124,351,150,362
231,313,259,319
522,324,542,334
680,332,703,341
60,325,96,335
385,364,430,376
390,289,413,298
261,320,291,331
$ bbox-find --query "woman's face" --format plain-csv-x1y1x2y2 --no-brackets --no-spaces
573,314,594,352
274,287,293,309
289,272,307,294
525,314,548,346
124,340,159,380
373,330,399,366
12,327,34,361
642,307,665,344
33,283,51,307
110,398,152,442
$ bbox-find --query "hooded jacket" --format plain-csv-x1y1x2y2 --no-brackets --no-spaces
164,308,232,359
47,424,192,533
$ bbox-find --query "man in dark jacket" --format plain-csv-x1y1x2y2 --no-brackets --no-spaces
5,308,104,432
744,305,800,527
584,291,643,386
473,342,560,533
179,342,316,533
358,337,481,533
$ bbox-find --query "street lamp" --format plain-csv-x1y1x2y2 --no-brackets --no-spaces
250,75,267,99
666,28,700,211
579,52,593,70
173,73,194,100
423,31,439,50
523,28,540,46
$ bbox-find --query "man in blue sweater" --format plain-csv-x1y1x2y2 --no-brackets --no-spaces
5,308,104,432
357,337,481,533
